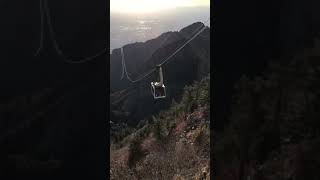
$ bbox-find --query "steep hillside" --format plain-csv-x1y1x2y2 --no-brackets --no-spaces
111,76,210,180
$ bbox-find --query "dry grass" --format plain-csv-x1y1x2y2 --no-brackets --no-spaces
111,132,210,180
111,90,210,179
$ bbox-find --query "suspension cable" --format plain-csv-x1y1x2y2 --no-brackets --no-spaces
120,46,156,83
120,18,210,80
159,18,210,66
119,18,210,83
35,0,108,64
160,25,208,66
112,20,210,103
34,0,45,56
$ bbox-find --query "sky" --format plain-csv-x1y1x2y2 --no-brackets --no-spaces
110,0,210,14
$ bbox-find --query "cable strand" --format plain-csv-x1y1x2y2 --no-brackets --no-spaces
43,0,107,64
34,0,45,56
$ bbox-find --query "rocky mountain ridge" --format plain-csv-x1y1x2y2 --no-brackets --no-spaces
110,22,210,131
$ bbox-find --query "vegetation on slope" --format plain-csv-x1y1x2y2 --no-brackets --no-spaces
110,76,210,180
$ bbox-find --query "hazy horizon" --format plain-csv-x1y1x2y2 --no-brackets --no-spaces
110,0,209,14
110,6,210,52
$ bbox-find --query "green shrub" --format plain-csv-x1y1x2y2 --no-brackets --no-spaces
128,138,144,167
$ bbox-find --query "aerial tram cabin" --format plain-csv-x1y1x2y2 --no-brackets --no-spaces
151,65,166,99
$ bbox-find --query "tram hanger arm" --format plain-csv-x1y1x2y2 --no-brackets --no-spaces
156,65,163,86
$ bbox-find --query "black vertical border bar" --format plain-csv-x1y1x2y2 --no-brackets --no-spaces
106,0,111,179
210,0,215,179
